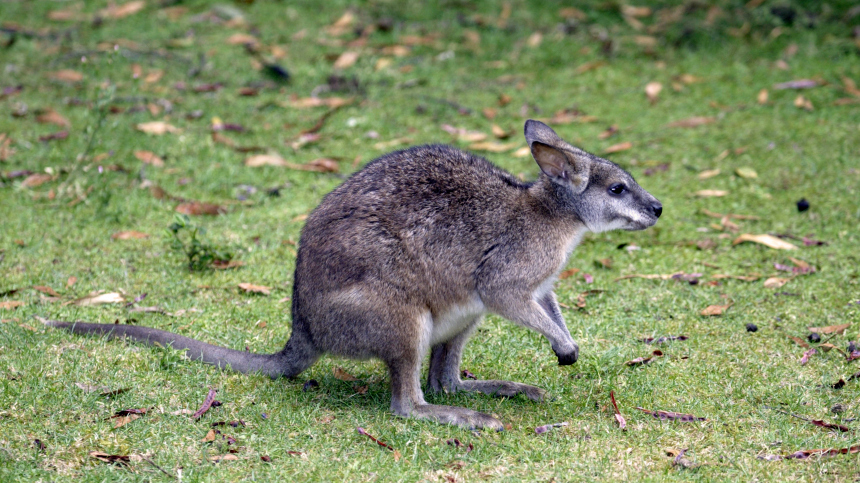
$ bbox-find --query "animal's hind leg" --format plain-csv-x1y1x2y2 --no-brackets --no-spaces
426,316,547,402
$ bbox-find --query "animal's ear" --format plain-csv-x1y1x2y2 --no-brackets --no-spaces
524,119,562,147
530,141,570,180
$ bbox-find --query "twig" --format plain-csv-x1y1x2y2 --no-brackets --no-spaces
142,456,176,479
192,389,218,419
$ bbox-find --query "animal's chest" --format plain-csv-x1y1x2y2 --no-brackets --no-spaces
430,295,485,345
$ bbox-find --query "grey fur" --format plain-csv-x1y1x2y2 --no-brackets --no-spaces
45,120,661,430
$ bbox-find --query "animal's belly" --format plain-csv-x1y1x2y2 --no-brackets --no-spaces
430,295,485,345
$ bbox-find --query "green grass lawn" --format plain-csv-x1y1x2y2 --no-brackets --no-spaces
1,1,859,480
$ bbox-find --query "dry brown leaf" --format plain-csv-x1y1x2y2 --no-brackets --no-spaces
48,9,85,21
100,1,145,19
202,429,218,442
144,70,164,83
111,231,150,240
334,367,358,381
788,335,810,349
245,154,287,167
733,234,798,250
468,141,520,153
33,285,59,297
112,413,140,429
697,169,720,180
735,167,757,179
441,125,487,143
238,283,271,295
633,36,657,48
763,277,789,289
711,274,760,281
604,142,633,154
21,173,54,188
757,89,769,104
67,276,77,288
808,323,850,335
175,202,226,216
794,95,813,111
36,109,70,128
694,189,728,197
48,70,84,83
69,292,126,306
700,303,731,316
210,454,239,462
666,117,715,128
527,32,543,48
136,122,181,135
212,260,244,270
287,97,353,109
574,60,606,74
559,268,580,280
227,33,259,46
333,51,360,69
326,11,355,36
645,82,663,103
491,124,510,139
133,150,164,167
0,301,24,310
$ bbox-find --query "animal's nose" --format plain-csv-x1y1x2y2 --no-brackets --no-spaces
652,203,662,218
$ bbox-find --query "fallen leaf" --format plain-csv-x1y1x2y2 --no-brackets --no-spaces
787,335,810,349
666,116,715,128
757,89,769,104
48,70,84,83
210,454,239,462
635,407,705,422
334,367,357,381
227,33,258,46
694,189,728,197
700,303,731,316
794,95,813,111
333,51,360,69
642,335,688,345
33,285,59,297
21,173,54,188
68,292,126,306
175,202,226,216
733,234,798,250
111,231,150,240
527,32,543,48
238,283,271,295
89,451,131,466
39,131,69,142
625,350,664,366
645,82,662,103
535,421,568,434
211,260,244,269
67,276,77,287
574,60,606,74
697,169,720,180
808,323,850,335
287,96,353,109
800,348,817,365
610,391,626,430
559,268,580,280
735,167,757,179
100,1,145,19
0,301,24,310
192,388,218,419
774,79,818,90
202,429,218,442
763,277,789,288
326,11,355,36
604,142,633,154
245,154,287,167
136,122,181,135
466,141,519,153
133,150,164,167
36,109,70,127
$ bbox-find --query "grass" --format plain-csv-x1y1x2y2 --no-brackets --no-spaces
1,0,859,480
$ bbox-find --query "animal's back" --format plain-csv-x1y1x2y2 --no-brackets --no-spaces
296,145,529,295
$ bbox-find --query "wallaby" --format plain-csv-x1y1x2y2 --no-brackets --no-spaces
45,120,661,430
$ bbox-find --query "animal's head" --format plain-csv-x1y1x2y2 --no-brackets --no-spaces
524,119,662,233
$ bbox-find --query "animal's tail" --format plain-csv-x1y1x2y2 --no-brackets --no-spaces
42,319,318,379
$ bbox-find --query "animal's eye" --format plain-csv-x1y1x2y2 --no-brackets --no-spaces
608,183,626,195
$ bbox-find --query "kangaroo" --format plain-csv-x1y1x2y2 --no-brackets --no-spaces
45,120,661,430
